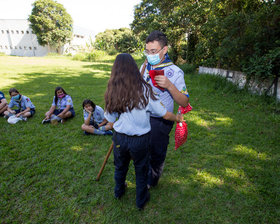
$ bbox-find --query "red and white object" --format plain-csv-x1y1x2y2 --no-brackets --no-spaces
174,104,192,150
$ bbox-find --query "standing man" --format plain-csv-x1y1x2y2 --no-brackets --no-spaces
141,30,190,188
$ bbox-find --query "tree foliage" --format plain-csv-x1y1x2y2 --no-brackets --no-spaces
131,0,280,82
94,28,142,54
28,0,73,51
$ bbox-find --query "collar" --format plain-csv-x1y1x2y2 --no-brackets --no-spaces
147,53,173,71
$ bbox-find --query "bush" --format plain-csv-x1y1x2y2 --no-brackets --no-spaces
85,50,107,61
179,63,197,74
72,53,86,61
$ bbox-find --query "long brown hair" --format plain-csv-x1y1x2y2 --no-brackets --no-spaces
105,53,156,114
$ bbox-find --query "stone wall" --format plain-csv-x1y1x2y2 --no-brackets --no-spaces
198,66,280,101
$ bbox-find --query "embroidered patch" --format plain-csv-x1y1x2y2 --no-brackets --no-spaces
181,87,189,97
166,69,174,78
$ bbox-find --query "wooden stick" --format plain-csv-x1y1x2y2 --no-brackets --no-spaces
95,142,114,181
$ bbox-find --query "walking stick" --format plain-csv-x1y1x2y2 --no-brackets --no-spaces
95,142,114,181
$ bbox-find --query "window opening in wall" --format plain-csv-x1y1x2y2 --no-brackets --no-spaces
0,45,2,49
19,46,22,49
15,46,17,49
26,31,29,34
10,46,13,49
34,47,37,50
6,30,9,34
29,46,32,50
11,30,14,34
5,46,8,49
21,31,24,34
16,30,19,34
1,30,4,34
24,46,27,50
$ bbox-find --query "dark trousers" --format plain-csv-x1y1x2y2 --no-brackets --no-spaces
148,117,174,187
113,131,150,208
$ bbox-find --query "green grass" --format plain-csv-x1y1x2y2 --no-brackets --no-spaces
0,55,279,223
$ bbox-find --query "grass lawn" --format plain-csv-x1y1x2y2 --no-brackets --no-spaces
0,55,279,223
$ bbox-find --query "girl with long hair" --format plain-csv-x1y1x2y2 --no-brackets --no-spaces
104,53,183,210
42,86,75,124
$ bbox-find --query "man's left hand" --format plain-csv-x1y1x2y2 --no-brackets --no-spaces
154,75,172,89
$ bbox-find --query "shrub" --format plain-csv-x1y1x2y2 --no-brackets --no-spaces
72,53,86,61
179,63,197,74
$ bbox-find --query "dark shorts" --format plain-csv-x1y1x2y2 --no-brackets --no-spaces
54,108,75,117
15,108,36,117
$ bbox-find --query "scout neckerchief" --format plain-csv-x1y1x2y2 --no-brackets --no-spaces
15,95,22,111
145,53,173,83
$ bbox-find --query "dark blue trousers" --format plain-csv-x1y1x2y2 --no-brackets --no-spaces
148,117,174,187
113,131,150,208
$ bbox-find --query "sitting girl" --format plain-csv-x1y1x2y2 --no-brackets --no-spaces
42,86,75,124
81,99,113,135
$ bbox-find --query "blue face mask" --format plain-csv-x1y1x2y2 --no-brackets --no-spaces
147,53,162,65
12,94,20,101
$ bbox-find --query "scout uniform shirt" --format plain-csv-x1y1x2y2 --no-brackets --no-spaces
141,54,189,115
105,93,167,136
83,105,105,124
52,95,73,110
0,91,5,103
8,95,35,111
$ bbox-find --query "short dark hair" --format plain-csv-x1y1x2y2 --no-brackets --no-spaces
9,88,19,95
146,30,168,47
82,99,96,111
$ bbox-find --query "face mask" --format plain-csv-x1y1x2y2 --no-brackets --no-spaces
147,53,162,65
58,93,65,98
12,94,21,101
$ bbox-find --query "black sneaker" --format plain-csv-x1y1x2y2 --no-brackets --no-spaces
42,119,51,124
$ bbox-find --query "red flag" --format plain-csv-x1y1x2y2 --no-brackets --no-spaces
174,104,192,150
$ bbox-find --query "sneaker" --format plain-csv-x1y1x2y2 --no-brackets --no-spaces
104,130,113,136
21,116,27,121
42,119,50,124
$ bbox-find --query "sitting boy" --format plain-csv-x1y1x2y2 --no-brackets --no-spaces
4,88,36,121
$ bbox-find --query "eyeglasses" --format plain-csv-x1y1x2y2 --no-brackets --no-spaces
143,47,164,56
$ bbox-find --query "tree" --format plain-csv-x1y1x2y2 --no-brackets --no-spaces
94,28,142,53
28,0,73,53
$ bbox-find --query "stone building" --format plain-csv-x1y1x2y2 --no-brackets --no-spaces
0,19,90,56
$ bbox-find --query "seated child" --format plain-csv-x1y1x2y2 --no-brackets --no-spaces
4,88,36,121
42,86,75,124
81,99,113,135
0,91,8,116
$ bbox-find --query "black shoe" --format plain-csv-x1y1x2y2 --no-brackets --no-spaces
138,191,150,211
115,182,128,200
42,119,50,124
